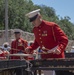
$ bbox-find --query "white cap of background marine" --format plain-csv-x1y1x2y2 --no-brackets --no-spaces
14,29,21,34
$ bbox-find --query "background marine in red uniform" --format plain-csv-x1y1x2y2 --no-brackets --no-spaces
10,29,28,59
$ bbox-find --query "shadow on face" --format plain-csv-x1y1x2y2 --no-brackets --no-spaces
32,15,42,27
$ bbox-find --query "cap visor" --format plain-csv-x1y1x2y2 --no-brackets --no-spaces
29,14,38,22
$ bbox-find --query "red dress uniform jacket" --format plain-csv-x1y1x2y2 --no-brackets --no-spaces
10,38,28,59
29,20,68,59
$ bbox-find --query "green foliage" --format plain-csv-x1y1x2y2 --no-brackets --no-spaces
0,0,74,39
58,16,74,39
0,0,5,29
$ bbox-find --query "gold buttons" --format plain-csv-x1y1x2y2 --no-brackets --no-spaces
40,37,41,39
39,30,41,31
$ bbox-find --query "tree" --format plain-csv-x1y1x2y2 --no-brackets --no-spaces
58,16,74,39
0,0,74,39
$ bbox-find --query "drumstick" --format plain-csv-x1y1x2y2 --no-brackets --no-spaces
42,46,49,50
42,46,58,53
42,46,53,53
10,48,52,55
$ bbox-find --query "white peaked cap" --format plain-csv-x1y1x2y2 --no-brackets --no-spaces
14,29,21,33
25,9,40,18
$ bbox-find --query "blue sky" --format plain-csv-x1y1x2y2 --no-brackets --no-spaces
32,0,74,23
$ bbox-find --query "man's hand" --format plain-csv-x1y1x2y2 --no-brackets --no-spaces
42,46,61,54
52,49,61,55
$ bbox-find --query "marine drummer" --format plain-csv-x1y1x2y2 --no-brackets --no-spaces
10,29,29,75
25,9,74,75
10,29,28,59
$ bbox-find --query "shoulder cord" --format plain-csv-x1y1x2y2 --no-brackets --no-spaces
52,26,56,42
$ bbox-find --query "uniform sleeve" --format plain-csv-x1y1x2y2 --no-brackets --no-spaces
28,39,39,52
53,24,68,53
